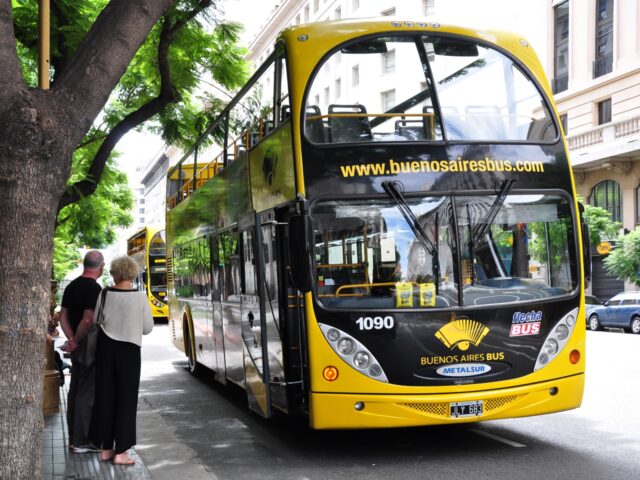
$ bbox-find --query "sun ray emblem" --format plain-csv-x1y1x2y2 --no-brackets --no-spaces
435,318,490,351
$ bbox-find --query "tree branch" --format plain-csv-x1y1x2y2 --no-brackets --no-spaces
53,0,174,148
168,0,212,37
57,0,216,211
58,96,168,210
55,212,72,228
76,132,107,150
0,0,25,95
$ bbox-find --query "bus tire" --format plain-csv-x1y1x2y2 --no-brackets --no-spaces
588,314,601,331
626,316,640,334
185,323,202,375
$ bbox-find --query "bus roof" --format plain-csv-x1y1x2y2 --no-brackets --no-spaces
279,18,549,105
126,225,164,243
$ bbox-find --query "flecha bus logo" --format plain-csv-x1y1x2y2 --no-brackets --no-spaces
510,311,542,337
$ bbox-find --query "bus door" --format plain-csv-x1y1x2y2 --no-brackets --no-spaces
259,211,287,411
219,229,243,385
239,214,271,418
210,235,226,383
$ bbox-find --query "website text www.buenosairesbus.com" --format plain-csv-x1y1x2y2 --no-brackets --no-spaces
340,157,545,178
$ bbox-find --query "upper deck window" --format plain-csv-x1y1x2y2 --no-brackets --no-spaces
304,34,557,144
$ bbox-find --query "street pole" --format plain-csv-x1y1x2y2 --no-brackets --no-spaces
38,0,50,90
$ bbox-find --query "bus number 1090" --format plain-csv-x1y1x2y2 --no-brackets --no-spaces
356,316,395,331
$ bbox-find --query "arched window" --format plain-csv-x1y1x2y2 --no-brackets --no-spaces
591,180,621,222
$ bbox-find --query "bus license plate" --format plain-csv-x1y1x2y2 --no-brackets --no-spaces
450,400,484,418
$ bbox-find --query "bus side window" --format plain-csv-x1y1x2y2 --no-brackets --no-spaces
211,236,221,302
220,231,240,301
242,230,257,295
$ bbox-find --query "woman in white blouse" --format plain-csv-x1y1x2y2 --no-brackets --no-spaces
91,255,153,465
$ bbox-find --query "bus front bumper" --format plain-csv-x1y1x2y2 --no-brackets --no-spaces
308,373,584,429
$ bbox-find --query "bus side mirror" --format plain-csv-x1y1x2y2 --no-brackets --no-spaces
288,215,313,292
579,202,592,287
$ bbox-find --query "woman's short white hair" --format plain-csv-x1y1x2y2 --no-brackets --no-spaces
110,256,139,283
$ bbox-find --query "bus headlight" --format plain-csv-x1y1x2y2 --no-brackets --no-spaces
337,338,356,355
353,351,371,369
319,323,388,382
151,297,166,308
534,307,578,371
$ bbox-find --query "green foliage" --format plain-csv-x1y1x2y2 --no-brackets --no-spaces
52,237,81,282
604,227,640,286
582,204,621,246
53,150,134,281
12,0,250,280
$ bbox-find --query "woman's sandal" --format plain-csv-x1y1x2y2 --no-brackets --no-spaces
99,450,115,462
112,454,136,466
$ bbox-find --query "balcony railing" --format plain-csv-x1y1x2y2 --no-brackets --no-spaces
593,54,613,78
566,115,640,151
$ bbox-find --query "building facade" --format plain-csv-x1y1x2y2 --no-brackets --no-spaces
550,0,640,298
246,1,547,67
140,146,182,227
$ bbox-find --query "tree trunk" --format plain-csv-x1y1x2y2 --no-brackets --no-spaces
0,88,71,479
0,1,175,477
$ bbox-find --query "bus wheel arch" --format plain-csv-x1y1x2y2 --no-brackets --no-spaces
182,309,202,375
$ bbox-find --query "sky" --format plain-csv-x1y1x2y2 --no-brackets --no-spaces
222,0,280,43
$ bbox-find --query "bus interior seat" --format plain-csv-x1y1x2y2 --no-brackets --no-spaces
439,105,465,140
395,119,427,141
263,119,274,136
526,117,557,142
304,105,327,143
422,106,440,140
328,104,373,143
281,105,291,123
465,105,506,140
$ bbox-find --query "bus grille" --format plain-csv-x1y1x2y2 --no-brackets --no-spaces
399,394,523,419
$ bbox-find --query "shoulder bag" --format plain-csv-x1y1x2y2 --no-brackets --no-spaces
77,288,107,367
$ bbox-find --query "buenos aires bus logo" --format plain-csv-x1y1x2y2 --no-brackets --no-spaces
435,318,490,351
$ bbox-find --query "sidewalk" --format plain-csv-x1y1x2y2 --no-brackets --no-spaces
41,383,154,480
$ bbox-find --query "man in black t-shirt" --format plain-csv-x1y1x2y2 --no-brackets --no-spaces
59,250,104,453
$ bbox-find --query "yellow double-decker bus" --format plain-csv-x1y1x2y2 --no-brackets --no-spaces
127,226,168,322
166,19,589,428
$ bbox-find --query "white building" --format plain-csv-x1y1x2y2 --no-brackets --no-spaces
139,145,183,227
246,1,547,69
551,0,640,298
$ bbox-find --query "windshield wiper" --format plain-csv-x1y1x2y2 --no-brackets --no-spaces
382,181,440,291
472,179,515,244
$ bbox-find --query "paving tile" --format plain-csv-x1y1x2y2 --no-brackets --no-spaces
41,385,155,480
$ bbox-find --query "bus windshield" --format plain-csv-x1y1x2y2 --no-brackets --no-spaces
310,193,576,309
304,34,557,143
149,230,167,294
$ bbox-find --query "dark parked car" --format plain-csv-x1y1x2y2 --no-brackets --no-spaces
587,292,640,334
